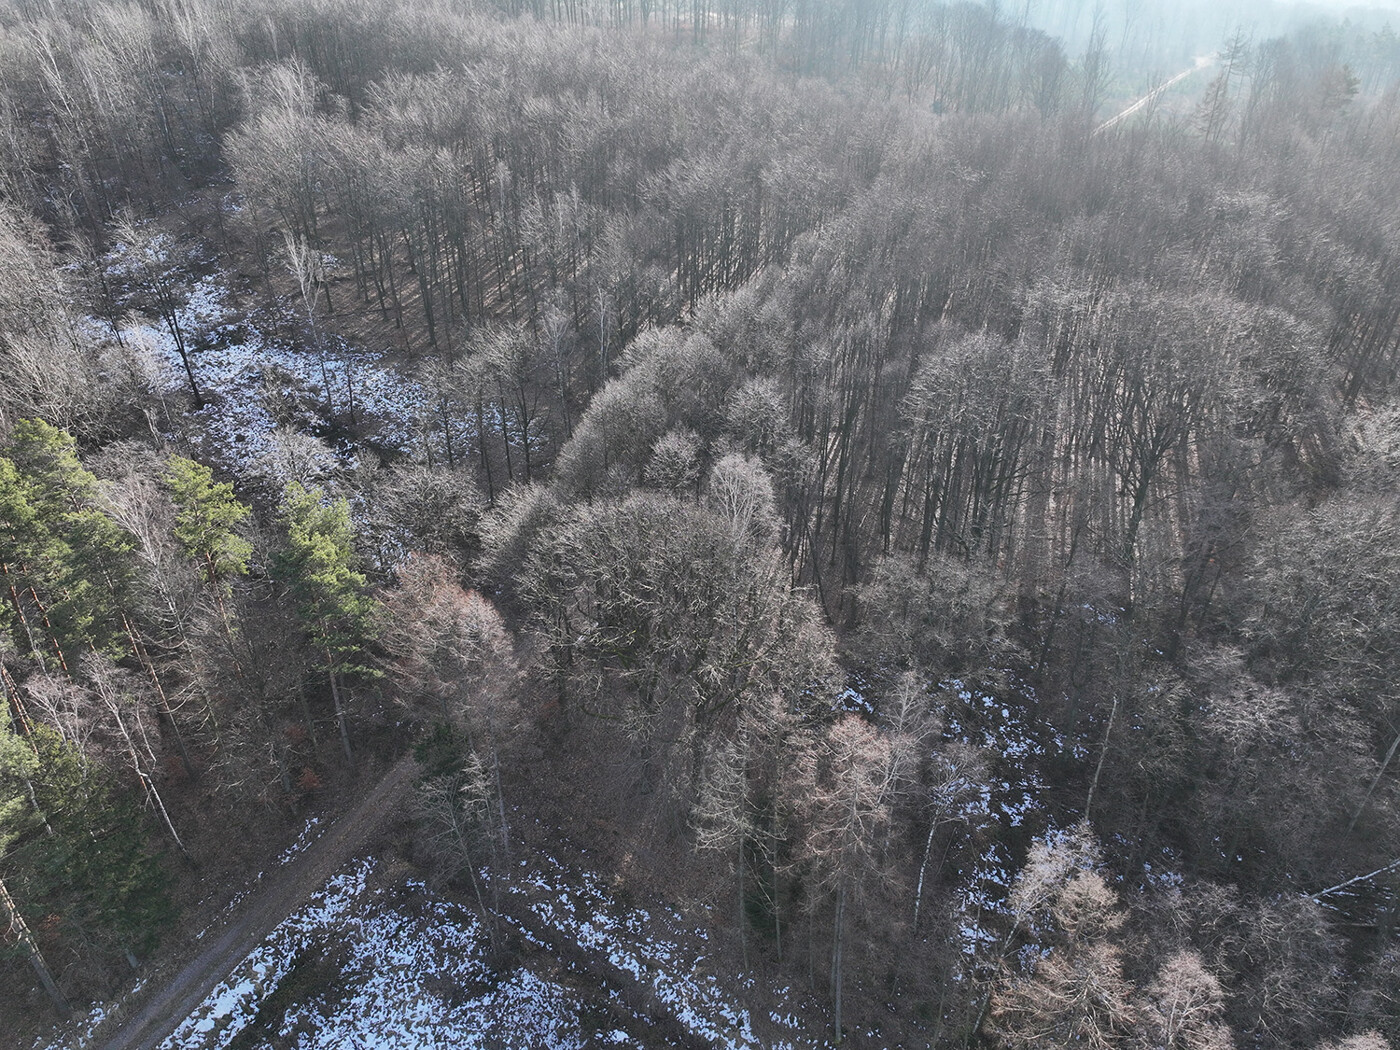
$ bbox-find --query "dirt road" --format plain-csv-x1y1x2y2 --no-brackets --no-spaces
92,752,419,1050
1095,53,1216,135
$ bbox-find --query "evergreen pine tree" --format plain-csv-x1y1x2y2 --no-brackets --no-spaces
164,455,252,590
274,483,377,762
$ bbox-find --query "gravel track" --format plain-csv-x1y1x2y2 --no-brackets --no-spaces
92,753,419,1050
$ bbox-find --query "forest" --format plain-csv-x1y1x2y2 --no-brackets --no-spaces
1,0,1400,1047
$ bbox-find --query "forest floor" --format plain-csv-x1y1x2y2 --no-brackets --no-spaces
33,742,826,1050
79,752,419,1050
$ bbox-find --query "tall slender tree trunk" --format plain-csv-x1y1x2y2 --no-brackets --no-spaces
3,663,32,737
1351,729,1400,833
0,877,70,1016
123,615,193,778
913,818,938,929
486,707,511,868
451,806,498,952
107,696,190,858
3,568,41,658
477,390,496,502
1084,693,1119,822
737,835,748,972
138,768,190,860
328,657,353,764
162,307,204,408
771,800,782,964
25,586,69,674
831,880,846,1045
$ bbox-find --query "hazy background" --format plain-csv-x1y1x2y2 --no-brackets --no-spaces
1023,0,1400,68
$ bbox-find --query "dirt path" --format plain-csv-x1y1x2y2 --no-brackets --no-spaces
1095,53,1216,135
91,752,419,1050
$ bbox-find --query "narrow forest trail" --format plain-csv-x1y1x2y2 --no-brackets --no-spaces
90,752,419,1050
81,761,822,1050
1095,53,1216,134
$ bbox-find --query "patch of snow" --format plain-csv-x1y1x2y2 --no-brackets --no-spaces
498,852,821,1050
30,1001,110,1050
154,857,609,1050
277,817,325,865
160,862,375,1050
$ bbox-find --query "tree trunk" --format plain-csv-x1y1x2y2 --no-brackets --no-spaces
124,616,194,779
913,818,938,929
451,805,498,952
737,834,748,972
1350,728,1400,833
1084,694,1119,823
108,696,190,858
139,769,190,860
0,876,71,1017
771,801,782,964
328,658,353,764
831,880,846,1046
490,743,511,867
3,568,41,659
162,307,204,408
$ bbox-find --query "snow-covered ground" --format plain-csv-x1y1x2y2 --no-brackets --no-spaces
159,858,607,1050
37,843,823,1050
113,272,426,478
102,261,539,501
500,849,823,1050
939,677,1070,962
